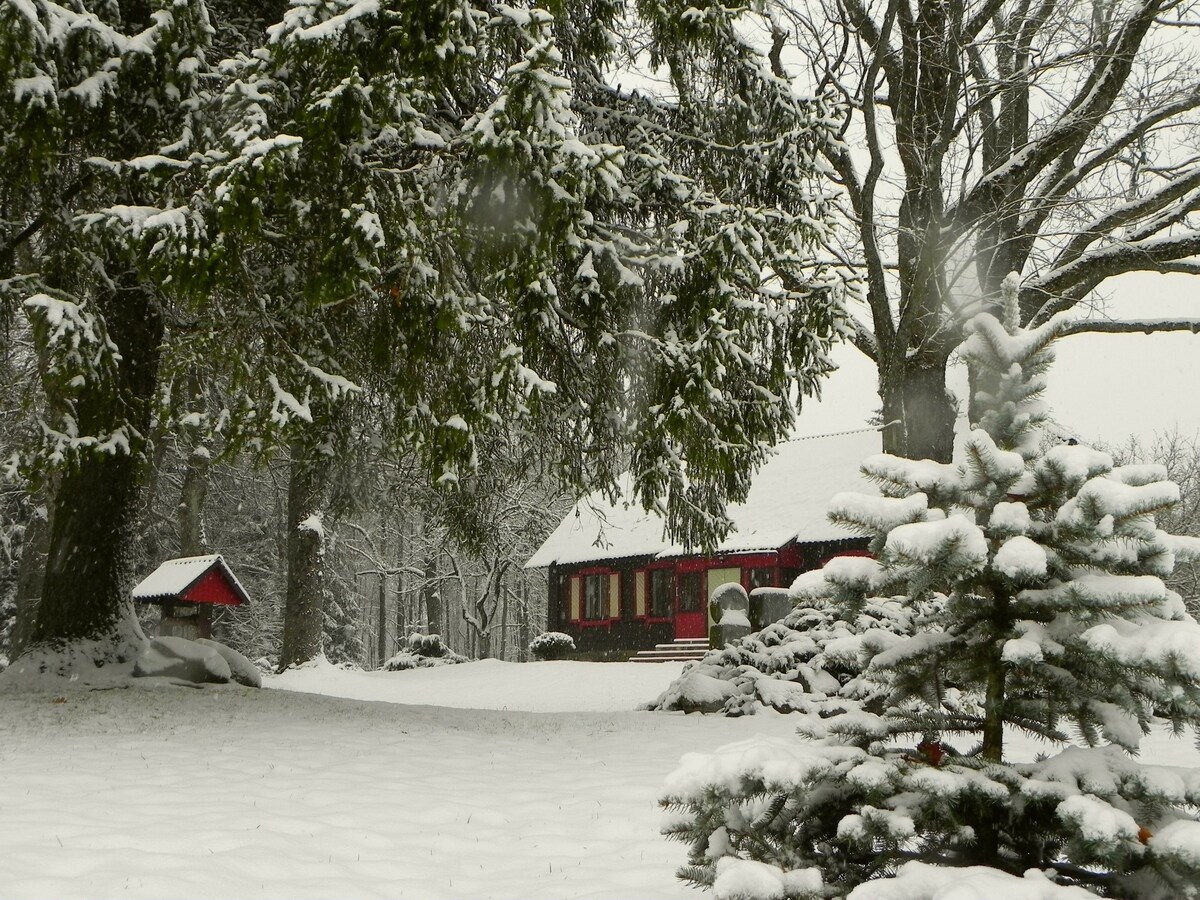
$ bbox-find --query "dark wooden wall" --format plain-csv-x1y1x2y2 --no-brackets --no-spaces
543,536,870,656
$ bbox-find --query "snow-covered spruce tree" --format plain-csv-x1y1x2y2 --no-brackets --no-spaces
661,285,1200,899
1,0,217,667
202,0,848,666
2,1,846,673
321,590,364,667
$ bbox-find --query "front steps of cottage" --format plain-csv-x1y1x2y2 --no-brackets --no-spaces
628,638,710,663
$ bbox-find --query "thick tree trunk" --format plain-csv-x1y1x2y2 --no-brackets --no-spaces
277,443,331,670
423,553,441,636
394,519,406,649
394,577,406,650
499,577,509,662
375,571,387,665
878,355,958,463
177,446,210,558
518,574,530,662
31,274,162,657
10,487,54,658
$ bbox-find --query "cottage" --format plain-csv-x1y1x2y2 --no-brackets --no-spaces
132,554,251,641
525,429,879,656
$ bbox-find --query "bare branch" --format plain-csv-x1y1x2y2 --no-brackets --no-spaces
1025,231,1200,321
964,0,1171,208
827,0,902,349
1020,91,1200,242
1048,165,1200,272
1058,317,1200,336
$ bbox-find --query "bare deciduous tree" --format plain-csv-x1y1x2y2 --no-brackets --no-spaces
777,0,1200,459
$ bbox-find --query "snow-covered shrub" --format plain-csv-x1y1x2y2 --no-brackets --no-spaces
661,290,1200,898
382,633,468,671
646,597,929,715
529,631,575,661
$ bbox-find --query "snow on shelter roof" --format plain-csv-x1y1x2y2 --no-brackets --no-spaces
132,554,251,605
525,429,881,568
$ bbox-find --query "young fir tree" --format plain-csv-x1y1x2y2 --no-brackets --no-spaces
661,278,1200,899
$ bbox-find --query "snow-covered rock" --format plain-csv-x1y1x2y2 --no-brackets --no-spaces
133,636,231,684
664,671,739,713
196,639,262,688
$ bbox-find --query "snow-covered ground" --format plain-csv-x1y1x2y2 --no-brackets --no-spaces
1,659,1197,899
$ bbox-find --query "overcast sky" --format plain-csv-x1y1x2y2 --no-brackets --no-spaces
796,271,1200,451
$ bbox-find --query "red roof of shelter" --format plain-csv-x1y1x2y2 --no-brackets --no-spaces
132,554,251,606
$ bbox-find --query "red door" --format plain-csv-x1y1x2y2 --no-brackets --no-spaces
674,569,708,639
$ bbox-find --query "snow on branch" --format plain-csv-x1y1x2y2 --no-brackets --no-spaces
23,293,109,351
272,0,380,43
297,359,362,401
1025,232,1200,321
266,375,312,425
883,515,988,572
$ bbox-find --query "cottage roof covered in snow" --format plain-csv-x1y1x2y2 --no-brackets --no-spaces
132,554,251,606
526,429,881,568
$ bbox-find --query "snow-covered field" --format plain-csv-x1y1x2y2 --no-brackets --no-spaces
1,659,1197,900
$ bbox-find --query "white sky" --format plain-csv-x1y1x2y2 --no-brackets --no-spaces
795,271,1200,450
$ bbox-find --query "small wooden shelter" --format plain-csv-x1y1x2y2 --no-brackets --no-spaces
132,554,251,640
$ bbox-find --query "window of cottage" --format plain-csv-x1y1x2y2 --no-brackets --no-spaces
649,569,673,617
747,567,775,591
583,573,608,620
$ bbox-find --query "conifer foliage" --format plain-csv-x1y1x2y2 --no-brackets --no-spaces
661,282,1200,899
206,0,848,546
1,0,846,662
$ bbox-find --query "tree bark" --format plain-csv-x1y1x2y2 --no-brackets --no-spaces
10,485,54,658
177,445,210,557
277,442,331,670
393,573,406,649
375,571,387,666
982,654,1006,763
499,574,509,662
423,552,441,636
878,354,957,463
518,573,530,662
31,273,163,654
394,518,406,650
